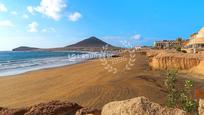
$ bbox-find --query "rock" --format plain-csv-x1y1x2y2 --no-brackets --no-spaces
0,107,28,115
0,100,101,115
0,97,189,115
101,96,186,115
0,101,83,115
25,101,82,115
199,99,204,115
75,108,101,115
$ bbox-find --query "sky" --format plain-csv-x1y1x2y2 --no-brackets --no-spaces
1,0,204,51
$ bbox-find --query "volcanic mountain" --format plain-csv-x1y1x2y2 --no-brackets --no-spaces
67,36,113,48
13,36,117,51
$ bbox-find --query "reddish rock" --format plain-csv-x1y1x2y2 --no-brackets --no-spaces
0,107,28,115
25,101,82,115
0,100,101,115
195,87,204,99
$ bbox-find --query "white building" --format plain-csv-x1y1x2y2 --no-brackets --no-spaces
184,27,204,53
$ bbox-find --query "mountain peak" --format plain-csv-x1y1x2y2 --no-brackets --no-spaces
67,36,112,48
88,36,99,40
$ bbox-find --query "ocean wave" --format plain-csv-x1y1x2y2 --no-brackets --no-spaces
0,52,107,77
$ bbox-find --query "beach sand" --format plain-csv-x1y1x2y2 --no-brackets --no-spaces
0,53,203,109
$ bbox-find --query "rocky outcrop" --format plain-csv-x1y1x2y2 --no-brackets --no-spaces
5,96,204,115
0,100,100,115
199,99,204,115
1,97,187,115
0,107,28,115
101,97,186,115
24,101,82,115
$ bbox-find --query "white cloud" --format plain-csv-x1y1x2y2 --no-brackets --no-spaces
34,0,66,21
0,3,7,12
10,11,17,15
0,20,14,28
28,22,38,32
27,6,34,14
133,34,142,40
68,12,82,22
22,14,29,19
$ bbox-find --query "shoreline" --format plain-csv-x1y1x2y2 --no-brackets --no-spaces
0,59,89,78
0,51,107,77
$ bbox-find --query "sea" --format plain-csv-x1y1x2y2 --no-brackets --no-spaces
0,51,105,77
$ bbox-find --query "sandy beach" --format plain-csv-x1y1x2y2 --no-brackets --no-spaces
0,53,203,109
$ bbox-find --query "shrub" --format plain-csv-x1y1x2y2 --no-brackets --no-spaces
179,80,198,114
176,46,181,52
165,70,198,114
165,70,179,107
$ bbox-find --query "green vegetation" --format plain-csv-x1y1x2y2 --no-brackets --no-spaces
174,37,183,52
176,37,183,42
176,46,181,52
165,70,198,114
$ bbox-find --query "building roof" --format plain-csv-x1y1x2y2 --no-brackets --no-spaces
187,27,204,45
198,27,204,35
188,37,204,45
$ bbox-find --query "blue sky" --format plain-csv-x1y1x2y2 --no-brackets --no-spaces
0,0,204,51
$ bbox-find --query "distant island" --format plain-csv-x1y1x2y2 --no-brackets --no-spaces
13,36,119,51
12,46,40,51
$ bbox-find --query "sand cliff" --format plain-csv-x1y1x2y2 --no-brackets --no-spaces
146,50,204,76
191,60,204,76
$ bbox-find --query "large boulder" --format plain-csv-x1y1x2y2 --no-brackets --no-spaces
101,97,186,115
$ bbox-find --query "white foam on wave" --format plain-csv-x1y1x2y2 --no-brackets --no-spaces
0,52,107,77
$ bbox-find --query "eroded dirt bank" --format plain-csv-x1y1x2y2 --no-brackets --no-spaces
146,50,204,76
